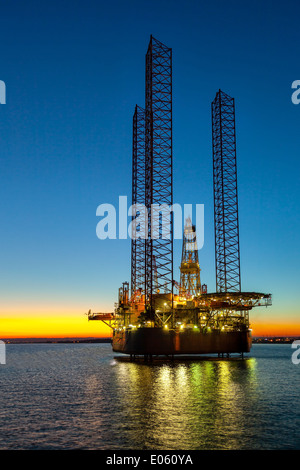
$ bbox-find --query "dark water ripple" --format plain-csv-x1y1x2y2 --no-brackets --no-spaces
0,343,299,450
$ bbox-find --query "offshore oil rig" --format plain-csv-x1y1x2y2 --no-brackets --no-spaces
88,36,271,358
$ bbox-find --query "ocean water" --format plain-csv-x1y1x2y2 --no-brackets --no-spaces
0,342,299,450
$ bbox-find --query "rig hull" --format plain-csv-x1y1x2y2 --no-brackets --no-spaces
112,328,251,356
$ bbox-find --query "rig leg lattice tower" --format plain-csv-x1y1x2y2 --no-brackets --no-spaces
145,36,173,316
131,105,146,300
211,89,241,293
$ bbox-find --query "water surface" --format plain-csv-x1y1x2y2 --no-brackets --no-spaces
0,343,299,449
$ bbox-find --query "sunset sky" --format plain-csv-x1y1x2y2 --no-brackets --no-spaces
1,0,299,338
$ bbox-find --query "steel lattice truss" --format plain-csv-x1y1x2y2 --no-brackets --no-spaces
131,105,146,297
212,90,241,293
145,36,173,310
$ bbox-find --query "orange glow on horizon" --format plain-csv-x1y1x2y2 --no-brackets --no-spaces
251,319,300,337
1,303,299,339
0,302,113,338
0,315,299,339
0,314,112,339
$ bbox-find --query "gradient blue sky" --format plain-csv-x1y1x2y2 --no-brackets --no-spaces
0,0,299,335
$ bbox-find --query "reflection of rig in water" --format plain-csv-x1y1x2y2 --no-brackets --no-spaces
88,36,271,359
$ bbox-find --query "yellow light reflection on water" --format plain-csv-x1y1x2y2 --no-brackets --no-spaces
112,356,258,450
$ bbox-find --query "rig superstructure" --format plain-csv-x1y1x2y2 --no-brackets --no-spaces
88,36,272,359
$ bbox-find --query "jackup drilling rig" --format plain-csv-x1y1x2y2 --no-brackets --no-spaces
88,37,272,358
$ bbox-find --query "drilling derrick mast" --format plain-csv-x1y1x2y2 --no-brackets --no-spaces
180,217,201,298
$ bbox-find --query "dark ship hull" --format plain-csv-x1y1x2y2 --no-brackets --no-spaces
112,327,251,356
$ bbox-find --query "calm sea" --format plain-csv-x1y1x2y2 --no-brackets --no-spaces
0,342,299,450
